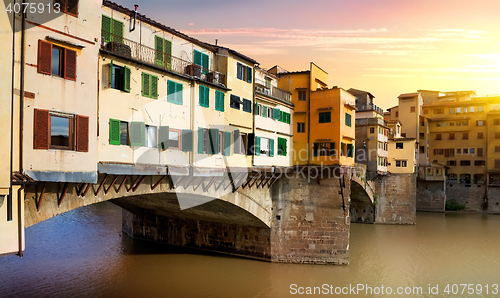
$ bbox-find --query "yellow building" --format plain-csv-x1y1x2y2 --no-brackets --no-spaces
387,138,417,174
271,63,355,166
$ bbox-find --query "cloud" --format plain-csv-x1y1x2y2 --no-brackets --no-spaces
188,23,194,26
366,64,500,73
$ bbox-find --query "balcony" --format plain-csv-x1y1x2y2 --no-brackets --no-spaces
356,102,384,114
254,78,291,104
101,32,226,87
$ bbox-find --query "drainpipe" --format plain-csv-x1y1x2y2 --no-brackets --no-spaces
8,0,17,224
307,71,311,165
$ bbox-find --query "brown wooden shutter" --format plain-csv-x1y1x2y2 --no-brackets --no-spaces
64,48,77,81
37,40,52,75
34,109,49,149
67,0,79,16
76,115,89,152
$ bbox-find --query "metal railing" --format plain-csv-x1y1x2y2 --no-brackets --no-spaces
101,32,226,86
254,78,291,103
357,102,384,114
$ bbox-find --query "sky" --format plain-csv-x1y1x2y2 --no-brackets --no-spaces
118,0,500,109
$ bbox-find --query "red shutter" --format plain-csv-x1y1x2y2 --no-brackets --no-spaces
64,48,77,81
67,0,79,16
76,115,89,152
37,40,52,75
34,109,50,149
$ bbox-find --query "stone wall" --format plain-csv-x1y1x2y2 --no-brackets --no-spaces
122,209,272,261
374,174,416,224
416,180,446,212
487,187,500,214
270,169,351,265
446,183,487,212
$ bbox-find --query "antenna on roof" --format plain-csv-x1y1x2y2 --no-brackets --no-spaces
215,39,218,46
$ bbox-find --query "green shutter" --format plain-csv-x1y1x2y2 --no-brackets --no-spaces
198,127,205,154
277,137,287,156
199,85,209,107
101,15,111,42
167,80,175,103
246,66,252,83
155,35,164,67
112,19,123,43
201,53,209,74
273,108,280,120
142,73,150,97
175,82,183,104
209,128,219,154
341,142,345,156
233,130,241,154
109,118,121,145
282,138,287,156
182,130,193,152
224,131,231,156
215,91,224,112
151,76,159,99
130,122,145,147
159,126,169,150
262,106,267,118
255,136,261,156
193,50,202,66
313,143,319,157
164,39,172,69
347,144,354,157
123,65,131,92
269,139,274,157
326,112,331,123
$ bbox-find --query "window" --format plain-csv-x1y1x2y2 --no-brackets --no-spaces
396,142,403,149
319,112,331,123
456,107,461,113
462,121,468,126
477,120,484,126
436,134,442,140
199,85,210,108
470,107,475,113
449,108,454,114
475,160,485,166
424,110,428,114
478,148,483,157
119,121,129,145
258,137,269,156
410,106,415,113
236,62,252,83
265,78,272,88
496,160,500,169
142,73,159,99
242,99,252,113
470,148,475,154
267,106,272,118
478,132,484,139
463,133,468,140
194,50,209,74
110,61,131,92
419,146,425,154
460,160,471,166
145,125,157,148
297,122,305,133
495,146,500,153
277,137,287,156
261,106,268,118
230,95,241,109
449,122,455,127
457,148,461,154
449,133,455,140
395,160,407,167
55,0,78,17
345,113,352,127
298,90,306,101
313,142,336,157
478,106,484,112
436,122,442,127
37,40,77,81
279,112,291,124
101,15,124,43
448,160,456,166
463,148,469,154
215,91,225,112
168,129,181,150
232,130,246,155
255,104,261,116
154,36,172,69
456,121,462,127
434,108,443,114
444,148,455,157
496,132,500,139
434,149,443,155
395,111,399,117
166,80,183,104
370,127,375,134
34,109,88,152
494,119,500,125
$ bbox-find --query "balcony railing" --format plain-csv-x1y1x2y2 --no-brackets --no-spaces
101,32,226,87
357,102,384,114
254,78,291,103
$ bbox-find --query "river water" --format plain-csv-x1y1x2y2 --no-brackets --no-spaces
1,202,500,298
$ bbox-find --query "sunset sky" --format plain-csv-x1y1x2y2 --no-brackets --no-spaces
119,0,500,109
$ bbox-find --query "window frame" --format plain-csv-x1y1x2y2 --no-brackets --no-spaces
55,0,79,18
319,112,331,124
49,113,74,150
168,128,181,150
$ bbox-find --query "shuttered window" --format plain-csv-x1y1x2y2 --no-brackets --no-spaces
110,60,131,92
246,66,252,83
197,127,205,154
155,36,172,69
347,143,354,157
230,95,241,109
242,99,252,113
345,113,352,127
34,109,50,149
193,50,209,74
37,40,77,81
209,128,220,154
182,130,193,152
254,136,261,156
319,112,331,123
277,138,287,156
224,131,231,156
109,119,121,145
130,122,145,147
34,109,88,151
272,108,280,120
215,91,225,112
76,115,89,152
142,73,159,99
101,15,124,43
269,139,275,157
167,80,183,105
199,85,210,108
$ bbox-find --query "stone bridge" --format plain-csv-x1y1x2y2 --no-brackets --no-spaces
23,165,363,264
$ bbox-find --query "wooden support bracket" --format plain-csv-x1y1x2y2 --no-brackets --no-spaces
105,175,119,194
94,174,108,196
58,182,69,208
36,182,46,212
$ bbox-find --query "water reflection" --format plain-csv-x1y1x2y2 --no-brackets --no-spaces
0,203,500,298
